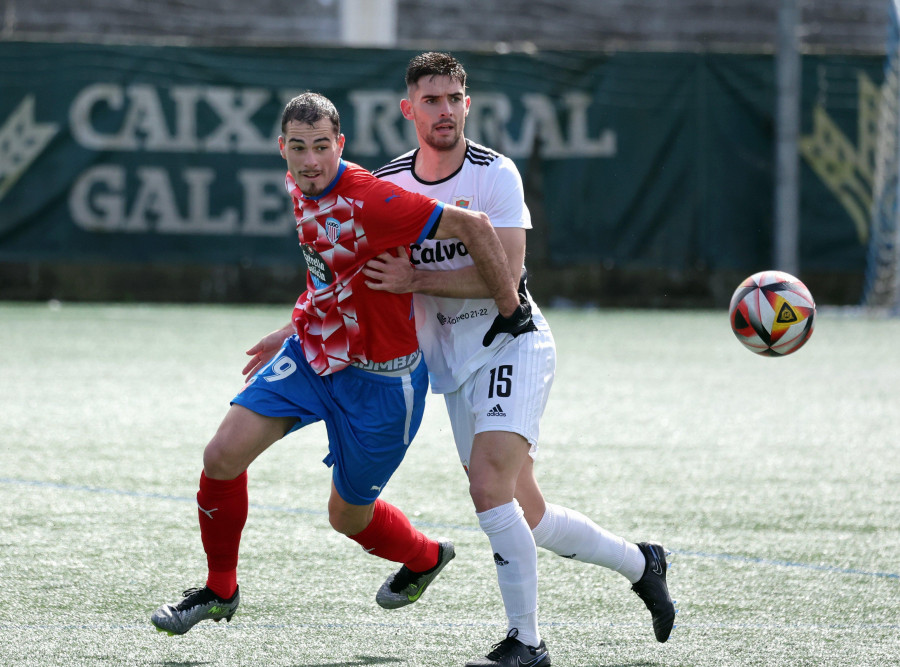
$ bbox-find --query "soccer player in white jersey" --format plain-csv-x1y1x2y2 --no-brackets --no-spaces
365,53,676,666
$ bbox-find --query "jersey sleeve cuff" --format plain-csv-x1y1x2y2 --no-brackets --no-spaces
418,201,445,243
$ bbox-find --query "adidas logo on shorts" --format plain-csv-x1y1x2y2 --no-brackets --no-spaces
486,404,506,417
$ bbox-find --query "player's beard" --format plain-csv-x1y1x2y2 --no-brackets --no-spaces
300,182,323,197
423,121,463,152
296,171,326,197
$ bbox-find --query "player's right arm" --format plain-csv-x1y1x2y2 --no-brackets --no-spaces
241,322,294,379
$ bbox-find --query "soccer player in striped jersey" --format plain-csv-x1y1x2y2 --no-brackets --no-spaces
151,91,533,637
365,53,675,666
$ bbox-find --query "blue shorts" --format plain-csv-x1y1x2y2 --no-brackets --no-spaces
231,335,428,505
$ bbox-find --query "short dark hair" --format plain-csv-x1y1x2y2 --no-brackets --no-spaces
281,92,341,136
405,52,467,90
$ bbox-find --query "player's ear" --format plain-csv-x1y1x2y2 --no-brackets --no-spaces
464,96,471,116
400,98,414,120
336,133,346,154
278,136,286,158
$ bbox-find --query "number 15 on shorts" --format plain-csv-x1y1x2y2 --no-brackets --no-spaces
488,364,513,398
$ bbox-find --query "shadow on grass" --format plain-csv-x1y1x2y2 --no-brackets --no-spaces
297,658,404,666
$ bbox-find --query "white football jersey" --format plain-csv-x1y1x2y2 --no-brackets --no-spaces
374,140,548,393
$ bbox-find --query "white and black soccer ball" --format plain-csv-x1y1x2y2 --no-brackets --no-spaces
728,270,816,357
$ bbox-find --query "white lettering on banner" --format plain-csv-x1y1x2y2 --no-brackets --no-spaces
347,90,413,157
70,84,275,154
70,165,125,230
465,93,513,151
238,169,294,236
201,87,272,153
69,165,293,234
516,94,568,157
67,83,614,159
60,83,614,238
563,92,616,157
349,89,616,159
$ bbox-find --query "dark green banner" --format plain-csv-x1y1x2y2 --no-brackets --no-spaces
0,42,882,273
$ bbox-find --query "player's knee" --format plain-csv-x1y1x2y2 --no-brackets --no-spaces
202,438,244,480
327,497,373,536
468,477,512,513
328,511,351,535
328,506,365,536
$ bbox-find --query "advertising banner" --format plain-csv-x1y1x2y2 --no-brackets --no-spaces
0,43,882,273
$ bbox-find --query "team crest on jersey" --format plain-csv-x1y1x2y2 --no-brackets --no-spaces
325,217,341,244
453,195,474,209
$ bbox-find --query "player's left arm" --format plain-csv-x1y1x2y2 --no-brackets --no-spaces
366,160,527,297
430,206,520,316
364,227,525,298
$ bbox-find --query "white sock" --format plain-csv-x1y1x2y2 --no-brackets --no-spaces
531,502,646,583
477,500,541,647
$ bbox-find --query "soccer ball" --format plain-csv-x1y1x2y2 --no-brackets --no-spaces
728,270,816,356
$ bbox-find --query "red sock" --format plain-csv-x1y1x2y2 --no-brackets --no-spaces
197,470,247,598
349,499,439,572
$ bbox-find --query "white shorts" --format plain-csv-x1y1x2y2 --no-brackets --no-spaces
443,327,556,471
